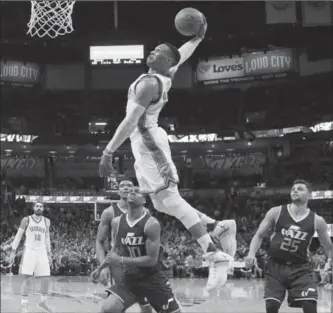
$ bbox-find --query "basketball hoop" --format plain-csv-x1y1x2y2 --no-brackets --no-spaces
27,1,76,38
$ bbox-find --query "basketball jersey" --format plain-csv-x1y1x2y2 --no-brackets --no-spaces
24,215,48,250
112,202,126,218
116,210,159,278
127,73,172,141
268,204,315,264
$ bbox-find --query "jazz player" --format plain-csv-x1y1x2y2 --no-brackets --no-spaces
9,202,53,313
245,180,333,313
92,186,181,313
96,179,152,313
99,15,235,293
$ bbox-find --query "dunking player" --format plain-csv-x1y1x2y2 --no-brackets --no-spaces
9,202,54,313
99,15,236,292
92,186,181,313
245,180,333,313
95,179,152,313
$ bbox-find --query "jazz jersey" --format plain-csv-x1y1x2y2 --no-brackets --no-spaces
24,215,48,250
116,211,159,278
112,202,126,218
268,204,315,264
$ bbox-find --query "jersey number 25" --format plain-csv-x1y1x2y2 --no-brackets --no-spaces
280,238,301,253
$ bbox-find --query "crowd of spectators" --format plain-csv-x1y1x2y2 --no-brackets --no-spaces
1,75,332,138
1,180,332,290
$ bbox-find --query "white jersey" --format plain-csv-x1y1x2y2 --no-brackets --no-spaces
24,215,48,250
127,73,172,141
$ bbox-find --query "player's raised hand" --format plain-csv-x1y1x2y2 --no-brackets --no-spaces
197,14,207,39
99,152,116,177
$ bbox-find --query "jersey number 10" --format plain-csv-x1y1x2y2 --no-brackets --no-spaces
127,246,142,258
280,238,301,253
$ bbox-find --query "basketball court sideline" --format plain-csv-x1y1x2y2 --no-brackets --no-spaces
1,275,331,313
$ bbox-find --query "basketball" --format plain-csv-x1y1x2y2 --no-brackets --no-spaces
175,8,205,37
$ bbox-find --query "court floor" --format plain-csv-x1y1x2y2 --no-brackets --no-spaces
1,274,331,313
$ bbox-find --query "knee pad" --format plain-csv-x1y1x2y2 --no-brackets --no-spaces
265,299,281,313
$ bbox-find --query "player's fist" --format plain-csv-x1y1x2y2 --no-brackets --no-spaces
105,251,123,266
99,152,116,178
91,268,101,284
99,267,111,286
244,255,255,269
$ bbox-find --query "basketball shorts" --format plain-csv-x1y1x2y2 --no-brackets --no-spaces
107,271,180,313
264,258,318,307
131,127,179,194
109,265,149,306
20,248,50,277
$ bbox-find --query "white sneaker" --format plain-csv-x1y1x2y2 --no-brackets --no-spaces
204,250,233,294
20,304,29,313
38,301,54,313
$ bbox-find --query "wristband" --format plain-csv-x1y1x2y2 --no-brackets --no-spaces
103,150,113,157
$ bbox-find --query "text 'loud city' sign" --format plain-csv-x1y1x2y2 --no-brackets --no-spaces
0,60,41,86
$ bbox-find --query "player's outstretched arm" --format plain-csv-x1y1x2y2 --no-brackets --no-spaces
44,218,51,256
96,208,113,264
121,217,161,267
104,77,159,155
315,215,333,260
169,14,207,76
10,217,28,260
248,206,279,258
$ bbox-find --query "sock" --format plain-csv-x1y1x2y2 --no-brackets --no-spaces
265,300,281,313
197,235,216,253
21,296,28,306
41,294,47,303
300,300,317,313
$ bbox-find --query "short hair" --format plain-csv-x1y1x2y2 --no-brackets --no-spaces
292,179,312,192
164,42,181,65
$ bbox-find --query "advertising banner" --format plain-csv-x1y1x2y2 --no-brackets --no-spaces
196,57,244,84
0,60,40,86
243,49,297,77
0,133,38,143
265,1,297,24
196,49,297,85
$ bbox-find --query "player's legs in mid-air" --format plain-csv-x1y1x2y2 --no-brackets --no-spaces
132,130,234,292
150,184,233,292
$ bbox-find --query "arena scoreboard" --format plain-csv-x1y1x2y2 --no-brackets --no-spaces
89,45,144,65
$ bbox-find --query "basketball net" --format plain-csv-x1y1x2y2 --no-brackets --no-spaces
27,1,76,38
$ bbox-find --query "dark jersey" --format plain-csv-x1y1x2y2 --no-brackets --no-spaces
116,211,159,278
268,204,315,264
112,202,126,218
